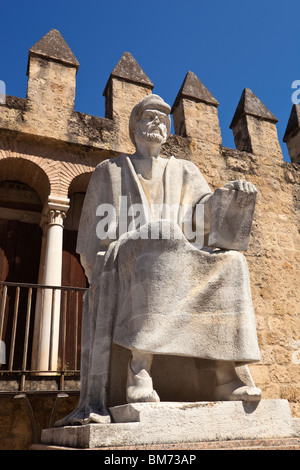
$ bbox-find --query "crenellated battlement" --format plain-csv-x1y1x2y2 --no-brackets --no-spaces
0,28,299,165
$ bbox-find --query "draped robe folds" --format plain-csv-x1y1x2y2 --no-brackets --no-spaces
75,154,260,416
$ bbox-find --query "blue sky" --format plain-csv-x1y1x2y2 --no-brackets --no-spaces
1,0,299,161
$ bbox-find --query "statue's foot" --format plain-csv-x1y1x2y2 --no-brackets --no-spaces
214,379,262,402
55,406,111,426
55,407,86,427
80,411,111,425
126,362,160,403
127,385,160,403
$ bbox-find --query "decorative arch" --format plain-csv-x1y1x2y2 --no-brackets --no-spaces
68,171,92,195
0,157,50,205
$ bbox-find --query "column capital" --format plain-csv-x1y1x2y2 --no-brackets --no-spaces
47,209,67,227
43,196,70,228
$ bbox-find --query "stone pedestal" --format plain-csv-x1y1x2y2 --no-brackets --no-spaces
41,399,300,449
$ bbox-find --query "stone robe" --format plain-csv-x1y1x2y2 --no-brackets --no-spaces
75,154,260,416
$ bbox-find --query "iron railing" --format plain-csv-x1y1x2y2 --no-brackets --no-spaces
0,281,87,391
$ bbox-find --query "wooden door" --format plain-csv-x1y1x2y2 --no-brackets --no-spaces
60,229,87,370
0,219,42,369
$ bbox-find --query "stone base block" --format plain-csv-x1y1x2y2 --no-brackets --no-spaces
41,399,300,449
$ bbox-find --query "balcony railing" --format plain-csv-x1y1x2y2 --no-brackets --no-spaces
0,281,87,391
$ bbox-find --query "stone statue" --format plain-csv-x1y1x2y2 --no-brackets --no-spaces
56,94,261,426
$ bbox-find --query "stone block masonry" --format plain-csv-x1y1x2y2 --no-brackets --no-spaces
0,29,299,422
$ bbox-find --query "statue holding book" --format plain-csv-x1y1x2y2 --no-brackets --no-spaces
56,94,262,426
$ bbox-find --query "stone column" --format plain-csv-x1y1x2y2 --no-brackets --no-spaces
31,217,47,370
35,196,69,372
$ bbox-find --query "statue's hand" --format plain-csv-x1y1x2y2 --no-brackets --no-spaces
222,179,257,205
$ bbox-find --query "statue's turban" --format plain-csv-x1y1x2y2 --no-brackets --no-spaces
129,94,171,145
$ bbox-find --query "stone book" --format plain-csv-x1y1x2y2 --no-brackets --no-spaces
208,187,256,251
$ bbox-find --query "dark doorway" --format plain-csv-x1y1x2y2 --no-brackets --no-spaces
0,181,42,369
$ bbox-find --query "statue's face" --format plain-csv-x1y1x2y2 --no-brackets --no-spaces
135,108,169,145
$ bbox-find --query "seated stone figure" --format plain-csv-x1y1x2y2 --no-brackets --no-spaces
56,94,261,426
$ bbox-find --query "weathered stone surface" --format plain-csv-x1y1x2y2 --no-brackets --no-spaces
28,29,79,70
104,51,154,90
41,400,299,448
102,53,154,154
230,88,278,129
0,393,79,450
283,104,300,142
208,187,256,251
230,88,282,158
172,72,221,145
0,29,299,455
172,71,219,110
58,94,261,428
283,104,300,164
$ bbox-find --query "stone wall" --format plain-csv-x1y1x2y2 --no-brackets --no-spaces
0,29,299,451
166,82,300,416
0,393,79,450
164,86,300,416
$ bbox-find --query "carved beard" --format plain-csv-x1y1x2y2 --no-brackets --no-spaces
135,127,165,144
